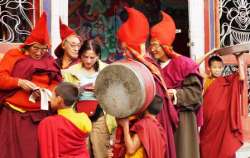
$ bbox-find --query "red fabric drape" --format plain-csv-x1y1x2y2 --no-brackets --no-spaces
38,115,89,158
200,73,243,158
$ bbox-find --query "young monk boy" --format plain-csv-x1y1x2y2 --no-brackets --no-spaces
38,82,92,158
200,54,244,158
203,55,224,91
108,95,166,158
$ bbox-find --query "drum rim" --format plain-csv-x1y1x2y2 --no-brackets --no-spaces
95,60,156,118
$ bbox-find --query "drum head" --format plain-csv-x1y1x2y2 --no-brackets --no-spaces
95,64,145,118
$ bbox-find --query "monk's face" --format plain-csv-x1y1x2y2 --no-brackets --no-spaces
120,42,134,59
80,49,98,70
28,43,48,60
149,40,166,61
62,35,81,60
50,91,63,110
209,61,224,78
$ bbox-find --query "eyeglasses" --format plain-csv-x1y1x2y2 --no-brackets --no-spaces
65,40,81,48
149,43,163,52
31,46,48,52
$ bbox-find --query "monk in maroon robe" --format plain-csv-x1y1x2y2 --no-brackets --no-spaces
0,12,61,158
54,19,81,69
150,11,203,158
200,73,243,158
113,7,176,158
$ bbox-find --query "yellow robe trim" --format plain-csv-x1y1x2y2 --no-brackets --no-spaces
6,102,26,113
125,146,145,158
204,76,216,92
58,108,92,133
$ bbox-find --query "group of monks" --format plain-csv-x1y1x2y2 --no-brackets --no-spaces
0,4,244,158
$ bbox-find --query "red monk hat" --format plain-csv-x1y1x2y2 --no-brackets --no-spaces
150,11,180,58
116,7,168,94
59,18,76,42
117,7,149,53
22,12,50,48
55,18,79,58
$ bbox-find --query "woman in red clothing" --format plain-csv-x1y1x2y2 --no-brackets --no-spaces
0,12,61,158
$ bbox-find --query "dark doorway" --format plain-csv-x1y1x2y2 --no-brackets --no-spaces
162,0,190,57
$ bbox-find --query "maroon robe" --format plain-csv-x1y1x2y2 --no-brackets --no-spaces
200,73,243,158
38,115,89,158
160,55,203,124
154,55,203,158
113,56,178,158
130,115,167,158
0,52,62,103
144,56,177,158
0,49,61,158
55,56,79,69
0,106,49,158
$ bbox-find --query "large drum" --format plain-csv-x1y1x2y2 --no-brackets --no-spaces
95,59,156,118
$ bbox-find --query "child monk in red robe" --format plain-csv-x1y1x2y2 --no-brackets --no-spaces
38,82,92,158
200,54,244,158
108,95,166,158
203,55,224,90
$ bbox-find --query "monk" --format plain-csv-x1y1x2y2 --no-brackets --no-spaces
38,82,92,158
112,7,176,158
0,12,61,158
203,55,224,91
149,11,203,158
200,53,243,158
55,18,81,69
109,95,166,158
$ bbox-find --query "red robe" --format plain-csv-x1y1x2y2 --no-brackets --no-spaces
112,56,177,158
0,48,61,110
38,115,89,158
200,73,243,158
130,115,167,158
144,56,177,158
0,48,61,158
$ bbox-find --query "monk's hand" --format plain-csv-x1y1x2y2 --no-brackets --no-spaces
117,118,129,128
166,89,177,101
31,89,41,101
106,148,114,158
18,79,39,91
